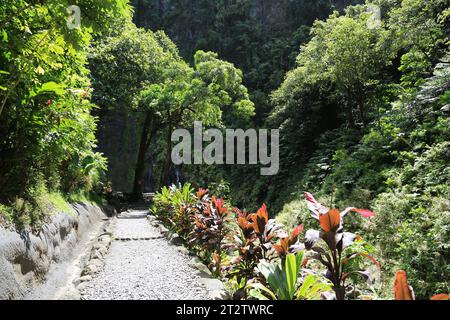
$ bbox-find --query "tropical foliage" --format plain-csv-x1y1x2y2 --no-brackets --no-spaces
89,25,254,198
154,185,428,300
1,0,449,301
0,0,131,227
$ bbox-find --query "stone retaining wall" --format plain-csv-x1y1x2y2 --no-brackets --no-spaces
0,202,109,299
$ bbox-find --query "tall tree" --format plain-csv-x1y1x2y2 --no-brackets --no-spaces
135,50,254,197
90,25,254,200
294,9,392,126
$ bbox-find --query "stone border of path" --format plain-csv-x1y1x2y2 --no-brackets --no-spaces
147,214,230,300
72,218,115,292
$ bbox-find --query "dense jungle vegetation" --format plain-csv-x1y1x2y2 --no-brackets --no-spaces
0,0,449,300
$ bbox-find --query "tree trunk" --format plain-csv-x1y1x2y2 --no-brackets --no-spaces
346,104,355,128
357,95,366,126
132,112,153,201
160,120,173,187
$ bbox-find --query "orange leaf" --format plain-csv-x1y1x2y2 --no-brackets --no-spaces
292,224,304,239
257,203,268,222
301,258,309,268
213,252,220,264
272,244,283,255
394,270,414,300
196,188,209,199
253,204,268,233
273,238,289,256
319,209,341,233
430,294,450,300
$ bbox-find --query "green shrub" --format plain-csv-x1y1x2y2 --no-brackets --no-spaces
0,204,14,226
276,199,310,233
0,184,71,230
151,183,196,237
247,252,332,300
368,191,450,298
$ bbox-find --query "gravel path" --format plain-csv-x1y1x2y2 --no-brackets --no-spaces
80,210,208,300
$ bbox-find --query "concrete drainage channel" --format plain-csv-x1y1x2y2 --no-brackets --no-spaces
73,209,229,300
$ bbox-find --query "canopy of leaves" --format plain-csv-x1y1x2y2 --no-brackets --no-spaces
0,0,131,211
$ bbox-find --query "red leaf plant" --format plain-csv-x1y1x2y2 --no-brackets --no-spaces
394,270,415,300
188,194,231,276
225,204,292,298
226,207,263,286
273,223,304,258
196,188,209,200
302,192,378,300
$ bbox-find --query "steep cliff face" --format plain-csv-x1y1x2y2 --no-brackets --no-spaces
96,111,140,192
132,0,362,61
131,0,363,104
133,0,360,31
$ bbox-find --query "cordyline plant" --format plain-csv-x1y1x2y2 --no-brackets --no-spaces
227,204,288,282
246,211,334,301
226,207,262,283
188,190,231,275
302,192,379,300
394,270,450,301
225,204,306,299
251,204,286,257
273,224,304,259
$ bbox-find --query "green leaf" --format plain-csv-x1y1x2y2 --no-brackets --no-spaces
285,254,298,299
297,274,332,300
246,283,277,300
37,82,66,96
297,274,316,299
248,289,270,300
308,283,332,299
295,251,304,272
1,29,7,42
